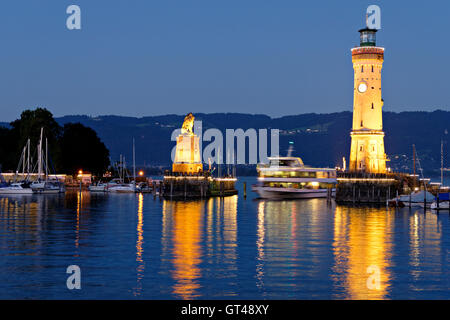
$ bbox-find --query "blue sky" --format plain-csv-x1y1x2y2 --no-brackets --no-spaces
0,0,449,121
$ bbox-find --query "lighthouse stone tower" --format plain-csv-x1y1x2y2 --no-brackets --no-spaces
349,27,387,173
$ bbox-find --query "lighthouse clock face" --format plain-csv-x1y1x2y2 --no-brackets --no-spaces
358,82,368,93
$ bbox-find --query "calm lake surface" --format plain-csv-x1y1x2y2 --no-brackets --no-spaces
0,177,449,300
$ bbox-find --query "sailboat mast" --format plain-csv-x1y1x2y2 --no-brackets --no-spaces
46,137,48,179
27,139,30,176
133,138,136,189
119,154,123,182
441,140,444,186
22,145,26,176
38,128,43,180
218,148,221,178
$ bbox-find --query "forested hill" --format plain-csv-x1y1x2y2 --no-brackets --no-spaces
2,110,449,174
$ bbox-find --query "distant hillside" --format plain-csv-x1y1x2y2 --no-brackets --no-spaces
2,110,449,174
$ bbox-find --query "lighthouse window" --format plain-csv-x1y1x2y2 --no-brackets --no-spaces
360,146,363,152
372,103,374,109
360,121,363,127
372,66,374,72
361,66,364,72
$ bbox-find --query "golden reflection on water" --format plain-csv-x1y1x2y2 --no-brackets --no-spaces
133,193,145,296
163,200,204,299
332,206,393,299
75,191,91,251
0,196,42,255
76,192,81,248
162,195,238,299
256,201,265,291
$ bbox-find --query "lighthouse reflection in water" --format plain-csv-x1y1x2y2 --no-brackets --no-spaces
0,177,448,299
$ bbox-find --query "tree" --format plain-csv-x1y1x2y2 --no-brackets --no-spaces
10,108,62,171
60,123,110,176
0,126,17,172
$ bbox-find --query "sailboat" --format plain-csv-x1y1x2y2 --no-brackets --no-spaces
30,128,65,194
108,139,138,193
0,139,33,195
106,158,135,193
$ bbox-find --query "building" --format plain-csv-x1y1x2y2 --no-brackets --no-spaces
349,27,387,173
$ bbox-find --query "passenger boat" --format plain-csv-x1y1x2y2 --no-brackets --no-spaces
253,156,337,199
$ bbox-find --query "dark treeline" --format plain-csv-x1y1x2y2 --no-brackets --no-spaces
0,108,110,176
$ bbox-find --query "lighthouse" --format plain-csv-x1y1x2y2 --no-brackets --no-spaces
349,26,387,173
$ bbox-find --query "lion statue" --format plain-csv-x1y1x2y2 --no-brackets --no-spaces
181,112,195,134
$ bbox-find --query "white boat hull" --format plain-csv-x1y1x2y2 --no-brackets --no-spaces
0,188,34,195
88,185,107,192
108,185,136,193
32,188,60,194
431,201,450,210
31,182,65,194
253,186,335,199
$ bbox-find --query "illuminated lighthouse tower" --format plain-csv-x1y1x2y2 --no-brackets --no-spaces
349,26,387,173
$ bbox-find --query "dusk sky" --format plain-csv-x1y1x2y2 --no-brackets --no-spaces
0,0,449,121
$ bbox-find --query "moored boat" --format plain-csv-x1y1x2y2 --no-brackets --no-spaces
108,182,136,193
31,179,65,194
431,201,450,210
88,182,108,192
0,182,33,195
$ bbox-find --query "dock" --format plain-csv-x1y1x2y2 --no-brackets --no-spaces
161,172,238,200
335,172,416,204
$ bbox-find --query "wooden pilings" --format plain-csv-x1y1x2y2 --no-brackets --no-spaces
160,172,237,199
336,172,401,204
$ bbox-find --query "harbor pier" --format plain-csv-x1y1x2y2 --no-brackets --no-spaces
335,172,416,204
162,172,237,199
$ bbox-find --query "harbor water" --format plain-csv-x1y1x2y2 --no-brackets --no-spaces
0,177,449,299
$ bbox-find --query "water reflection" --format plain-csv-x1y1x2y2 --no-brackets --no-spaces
332,206,393,299
0,182,448,299
134,193,145,296
161,195,238,299
162,200,204,299
0,195,42,256
0,192,100,255
408,210,442,291
255,199,329,297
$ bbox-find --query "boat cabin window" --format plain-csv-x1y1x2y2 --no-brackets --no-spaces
269,159,300,167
